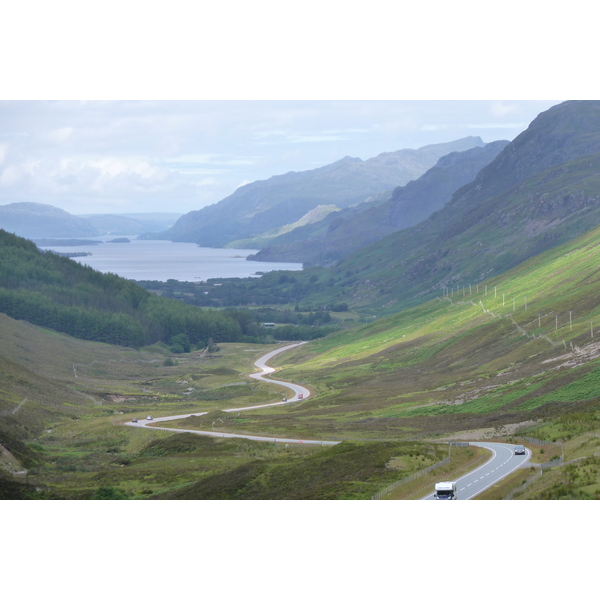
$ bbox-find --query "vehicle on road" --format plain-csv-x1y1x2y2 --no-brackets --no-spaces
434,481,457,500
132,418,138,423
514,445,526,455
146,415,153,420
297,393,303,399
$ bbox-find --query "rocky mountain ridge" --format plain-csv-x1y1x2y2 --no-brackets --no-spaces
249,140,509,266
329,101,600,313
152,137,485,247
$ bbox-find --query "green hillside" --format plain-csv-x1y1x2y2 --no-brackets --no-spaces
135,225,600,498
333,150,600,314
262,222,600,442
0,228,269,348
4,222,600,499
166,103,600,321
0,314,474,500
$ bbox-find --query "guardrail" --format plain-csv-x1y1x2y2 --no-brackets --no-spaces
504,469,543,500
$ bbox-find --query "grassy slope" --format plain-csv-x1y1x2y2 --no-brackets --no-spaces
330,152,600,314
143,222,600,498
6,221,600,499
0,318,466,500
263,223,600,443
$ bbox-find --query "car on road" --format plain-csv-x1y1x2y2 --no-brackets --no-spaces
514,445,526,455
132,418,138,423
297,393,303,399
146,415,153,420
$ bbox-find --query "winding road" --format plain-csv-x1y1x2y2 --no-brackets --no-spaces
421,441,531,500
125,342,336,445
124,342,531,496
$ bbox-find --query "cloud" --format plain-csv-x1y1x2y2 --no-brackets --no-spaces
254,128,371,145
489,101,521,118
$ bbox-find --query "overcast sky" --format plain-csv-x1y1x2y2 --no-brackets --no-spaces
1,2,595,217
0,100,562,215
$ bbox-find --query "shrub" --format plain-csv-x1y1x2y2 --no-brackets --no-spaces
92,486,128,500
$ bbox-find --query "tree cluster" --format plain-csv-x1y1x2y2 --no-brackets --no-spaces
0,230,340,349
0,230,243,348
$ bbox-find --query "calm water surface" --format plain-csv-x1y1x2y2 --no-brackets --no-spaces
38,238,303,282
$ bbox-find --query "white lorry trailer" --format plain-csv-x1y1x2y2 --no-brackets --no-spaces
434,481,457,500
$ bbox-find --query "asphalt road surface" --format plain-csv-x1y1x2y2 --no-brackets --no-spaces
123,343,532,495
421,441,532,500
124,342,336,445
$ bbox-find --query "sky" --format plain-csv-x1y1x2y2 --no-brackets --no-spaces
0,100,562,215
2,2,596,218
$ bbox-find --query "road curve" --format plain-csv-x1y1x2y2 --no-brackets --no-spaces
421,441,531,500
125,342,336,445
123,343,531,495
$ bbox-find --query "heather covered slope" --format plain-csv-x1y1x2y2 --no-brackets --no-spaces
5,224,600,499
267,223,600,440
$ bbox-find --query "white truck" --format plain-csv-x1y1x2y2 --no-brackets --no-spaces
434,481,457,500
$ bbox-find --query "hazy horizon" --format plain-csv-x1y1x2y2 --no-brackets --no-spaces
0,100,561,217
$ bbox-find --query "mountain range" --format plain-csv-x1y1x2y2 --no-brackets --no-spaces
325,100,600,312
149,136,486,247
0,203,181,239
249,140,509,266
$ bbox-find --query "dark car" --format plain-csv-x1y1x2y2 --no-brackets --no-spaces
514,445,526,455
132,418,138,423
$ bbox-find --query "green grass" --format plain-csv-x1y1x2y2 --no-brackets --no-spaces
153,440,449,500
8,223,600,498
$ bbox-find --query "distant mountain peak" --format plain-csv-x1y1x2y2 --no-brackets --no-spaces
160,137,485,246
2,202,71,215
